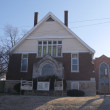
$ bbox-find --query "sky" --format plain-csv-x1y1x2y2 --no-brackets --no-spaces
0,0,110,58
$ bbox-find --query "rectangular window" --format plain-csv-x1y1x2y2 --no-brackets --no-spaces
43,46,46,56
58,45,62,57
21,54,28,72
38,40,62,57
38,46,42,56
53,45,56,56
71,53,79,72
48,45,51,55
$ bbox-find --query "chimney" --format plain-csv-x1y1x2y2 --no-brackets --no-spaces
64,11,68,27
34,12,38,26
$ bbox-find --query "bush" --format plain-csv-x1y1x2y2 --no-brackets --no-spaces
13,83,25,94
67,89,85,97
0,81,5,93
96,90,100,95
13,83,20,93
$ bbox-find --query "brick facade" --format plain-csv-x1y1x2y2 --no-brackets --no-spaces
7,53,95,81
94,55,110,93
63,53,94,80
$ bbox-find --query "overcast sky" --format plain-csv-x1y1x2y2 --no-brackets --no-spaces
0,0,110,58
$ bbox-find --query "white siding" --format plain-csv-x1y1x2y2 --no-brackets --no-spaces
62,38,89,53
13,38,89,53
30,21,73,37
13,39,38,53
13,20,89,53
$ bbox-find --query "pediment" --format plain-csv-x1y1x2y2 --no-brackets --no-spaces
34,55,61,68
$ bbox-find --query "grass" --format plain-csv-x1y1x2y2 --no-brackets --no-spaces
0,95,110,110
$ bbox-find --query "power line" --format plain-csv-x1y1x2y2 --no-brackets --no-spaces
71,21,110,28
0,18,110,31
69,17,110,23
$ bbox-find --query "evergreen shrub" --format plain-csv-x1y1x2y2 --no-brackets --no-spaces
67,89,85,97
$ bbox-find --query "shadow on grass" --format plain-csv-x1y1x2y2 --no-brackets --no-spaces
97,95,110,110
1,95,110,110
78,96,102,110
0,95,60,110
78,95,110,110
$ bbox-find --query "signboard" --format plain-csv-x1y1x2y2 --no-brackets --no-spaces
71,81,79,90
21,80,33,90
37,82,50,91
54,81,63,91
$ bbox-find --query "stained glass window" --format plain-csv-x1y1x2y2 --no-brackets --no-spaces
100,63,108,75
53,46,56,56
43,46,46,56
42,64,54,76
38,41,62,57
58,45,62,56
48,46,51,55
38,46,42,56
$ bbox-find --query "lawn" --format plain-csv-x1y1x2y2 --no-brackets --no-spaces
0,95,110,110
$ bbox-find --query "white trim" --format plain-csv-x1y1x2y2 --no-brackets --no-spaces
26,35,73,39
10,12,95,54
63,50,89,53
71,53,79,72
13,52,37,54
13,51,89,54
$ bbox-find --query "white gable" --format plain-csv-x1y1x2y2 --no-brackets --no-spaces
29,19,73,38
11,12,95,54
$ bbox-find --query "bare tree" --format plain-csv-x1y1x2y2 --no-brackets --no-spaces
0,25,19,76
0,46,9,76
3,25,19,49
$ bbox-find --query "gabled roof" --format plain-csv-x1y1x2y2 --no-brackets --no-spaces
97,55,110,59
10,12,95,54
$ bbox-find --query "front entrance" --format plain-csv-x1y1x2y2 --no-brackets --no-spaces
33,55,64,78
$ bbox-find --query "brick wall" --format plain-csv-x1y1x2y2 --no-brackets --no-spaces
7,53,95,81
94,55,110,92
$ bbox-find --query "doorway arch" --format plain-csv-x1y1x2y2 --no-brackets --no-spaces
33,55,64,78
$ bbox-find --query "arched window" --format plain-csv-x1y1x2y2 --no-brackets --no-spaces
41,64,54,76
100,62,109,75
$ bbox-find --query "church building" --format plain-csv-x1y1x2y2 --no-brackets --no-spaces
6,11,96,95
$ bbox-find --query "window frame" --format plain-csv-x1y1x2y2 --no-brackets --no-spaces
71,53,79,72
37,40,62,57
99,62,109,75
20,54,28,72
